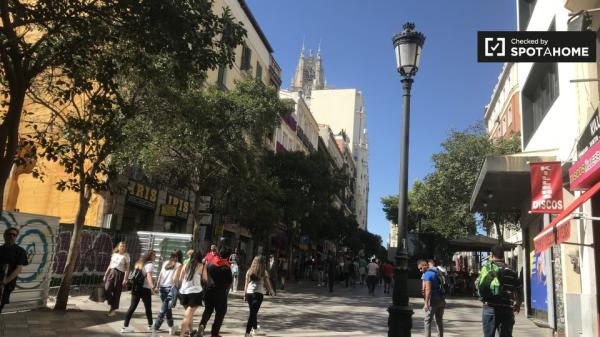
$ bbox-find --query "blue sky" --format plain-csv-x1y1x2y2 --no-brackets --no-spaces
246,1,517,246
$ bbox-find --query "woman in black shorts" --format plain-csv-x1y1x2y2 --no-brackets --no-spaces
176,252,204,337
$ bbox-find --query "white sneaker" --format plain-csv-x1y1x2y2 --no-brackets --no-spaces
107,309,117,316
120,326,134,333
169,327,175,335
148,325,153,332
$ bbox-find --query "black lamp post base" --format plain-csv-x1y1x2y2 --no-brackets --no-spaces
388,305,414,337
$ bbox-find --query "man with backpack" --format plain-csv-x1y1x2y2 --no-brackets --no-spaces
476,245,522,337
198,246,233,337
418,259,445,337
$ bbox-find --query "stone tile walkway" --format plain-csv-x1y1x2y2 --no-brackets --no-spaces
0,283,549,337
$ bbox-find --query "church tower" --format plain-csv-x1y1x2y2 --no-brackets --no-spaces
290,43,325,98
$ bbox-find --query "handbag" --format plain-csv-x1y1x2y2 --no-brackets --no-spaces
89,285,106,302
167,285,179,309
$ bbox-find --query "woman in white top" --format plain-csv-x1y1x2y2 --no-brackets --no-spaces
243,256,274,337
121,250,156,333
151,250,183,336
229,249,239,292
103,241,130,316
366,258,379,296
176,252,205,337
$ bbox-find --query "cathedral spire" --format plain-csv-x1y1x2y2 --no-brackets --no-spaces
314,42,324,90
290,40,326,98
292,42,305,90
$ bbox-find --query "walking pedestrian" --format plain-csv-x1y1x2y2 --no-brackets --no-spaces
121,250,156,333
343,256,351,288
279,255,288,290
327,253,336,293
198,246,233,337
0,227,28,314
152,250,183,336
306,255,314,281
418,259,446,337
359,258,367,286
476,245,521,337
243,256,274,337
316,254,324,287
177,252,205,337
103,241,130,316
267,254,278,295
366,258,379,295
382,260,394,294
204,244,218,264
229,249,240,293
352,258,360,287
184,249,194,266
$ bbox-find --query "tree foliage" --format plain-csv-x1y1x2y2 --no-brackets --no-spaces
6,0,247,310
113,78,293,245
0,0,245,210
381,122,521,239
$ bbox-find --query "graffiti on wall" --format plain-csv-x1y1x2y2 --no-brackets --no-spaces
0,212,57,290
52,230,142,280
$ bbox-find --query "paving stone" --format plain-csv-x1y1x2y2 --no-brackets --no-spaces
0,283,548,337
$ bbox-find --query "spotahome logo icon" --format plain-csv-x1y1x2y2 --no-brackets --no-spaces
478,31,596,62
484,37,505,57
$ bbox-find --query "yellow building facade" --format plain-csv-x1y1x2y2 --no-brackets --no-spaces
2,0,281,231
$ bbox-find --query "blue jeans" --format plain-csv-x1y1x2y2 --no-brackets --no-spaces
482,304,515,337
153,286,176,330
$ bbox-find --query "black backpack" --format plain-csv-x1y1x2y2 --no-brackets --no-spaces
127,268,145,293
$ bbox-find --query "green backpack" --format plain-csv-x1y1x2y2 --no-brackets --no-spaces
476,261,517,302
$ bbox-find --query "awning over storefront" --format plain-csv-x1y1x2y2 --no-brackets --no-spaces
448,234,515,252
534,180,600,252
470,151,558,212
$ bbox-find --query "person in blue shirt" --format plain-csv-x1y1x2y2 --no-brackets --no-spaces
418,259,446,337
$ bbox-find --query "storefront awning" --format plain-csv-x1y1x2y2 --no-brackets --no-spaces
533,180,600,252
448,234,516,252
470,152,557,212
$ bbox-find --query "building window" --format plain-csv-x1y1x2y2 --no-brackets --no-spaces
518,0,537,31
256,62,263,81
507,105,513,126
217,64,227,89
522,62,559,146
241,45,252,71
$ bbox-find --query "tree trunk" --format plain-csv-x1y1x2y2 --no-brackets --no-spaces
0,87,26,212
54,190,91,310
494,222,504,244
191,190,207,250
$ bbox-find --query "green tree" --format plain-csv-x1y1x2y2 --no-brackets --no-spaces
0,0,245,210
17,0,246,310
114,78,292,246
380,179,428,232
381,123,521,239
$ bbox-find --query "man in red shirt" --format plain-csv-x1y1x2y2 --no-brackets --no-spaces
204,244,218,264
382,261,394,294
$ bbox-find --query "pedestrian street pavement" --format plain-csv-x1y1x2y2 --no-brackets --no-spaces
0,282,548,337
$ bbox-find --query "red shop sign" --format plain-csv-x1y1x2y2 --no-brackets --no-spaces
569,139,600,190
530,161,564,213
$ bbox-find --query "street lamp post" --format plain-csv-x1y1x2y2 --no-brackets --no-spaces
388,22,425,337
